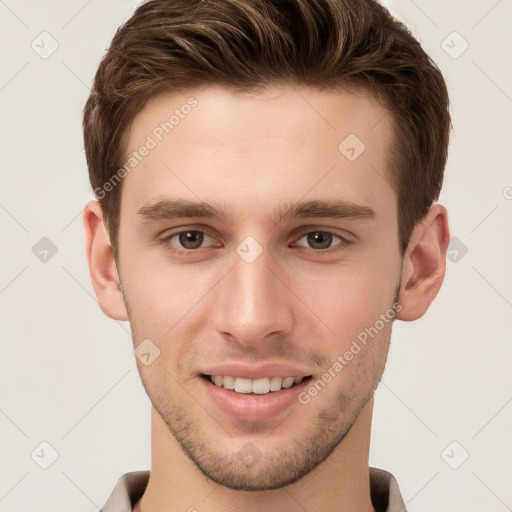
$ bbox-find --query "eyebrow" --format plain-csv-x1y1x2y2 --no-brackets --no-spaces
136,198,376,226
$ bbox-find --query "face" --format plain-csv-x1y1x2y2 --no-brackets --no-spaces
116,84,402,490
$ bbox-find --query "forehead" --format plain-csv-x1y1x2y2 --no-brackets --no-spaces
121,84,395,225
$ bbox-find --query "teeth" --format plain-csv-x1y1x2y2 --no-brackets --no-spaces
252,378,270,394
269,376,283,392
234,378,253,393
209,375,307,394
281,377,295,389
222,375,235,390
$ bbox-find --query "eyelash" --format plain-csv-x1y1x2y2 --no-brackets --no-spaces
159,228,353,255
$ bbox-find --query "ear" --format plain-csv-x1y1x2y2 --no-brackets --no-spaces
396,204,450,321
83,200,129,321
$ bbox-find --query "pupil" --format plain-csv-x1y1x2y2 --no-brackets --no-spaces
308,231,331,249
180,231,203,249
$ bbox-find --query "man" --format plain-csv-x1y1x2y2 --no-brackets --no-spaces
82,0,450,510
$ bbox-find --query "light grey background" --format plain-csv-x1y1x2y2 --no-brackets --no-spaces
1,0,511,510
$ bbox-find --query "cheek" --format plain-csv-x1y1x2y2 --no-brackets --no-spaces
122,227,400,346
123,261,217,379
292,260,398,345
123,254,209,323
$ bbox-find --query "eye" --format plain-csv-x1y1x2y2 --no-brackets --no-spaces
294,230,352,251
161,229,219,253
159,228,353,255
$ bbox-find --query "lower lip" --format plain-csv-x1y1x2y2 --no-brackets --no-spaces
200,376,312,422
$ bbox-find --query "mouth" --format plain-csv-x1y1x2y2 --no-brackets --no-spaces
199,373,314,422
201,374,313,394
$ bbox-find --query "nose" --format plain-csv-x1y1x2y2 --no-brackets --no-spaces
213,244,294,347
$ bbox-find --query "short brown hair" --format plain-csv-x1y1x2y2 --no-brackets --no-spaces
83,0,450,261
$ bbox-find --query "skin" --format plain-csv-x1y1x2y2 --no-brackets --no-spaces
83,84,450,512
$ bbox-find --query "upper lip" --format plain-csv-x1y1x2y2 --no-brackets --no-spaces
201,362,312,380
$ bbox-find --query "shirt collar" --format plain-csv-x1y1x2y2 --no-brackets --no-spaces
101,467,407,512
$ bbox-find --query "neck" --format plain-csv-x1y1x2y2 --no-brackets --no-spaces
135,400,375,512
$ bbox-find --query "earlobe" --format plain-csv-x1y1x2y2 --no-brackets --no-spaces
396,204,450,322
83,200,129,321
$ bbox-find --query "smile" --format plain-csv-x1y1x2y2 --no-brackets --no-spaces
205,374,311,394
200,374,313,422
